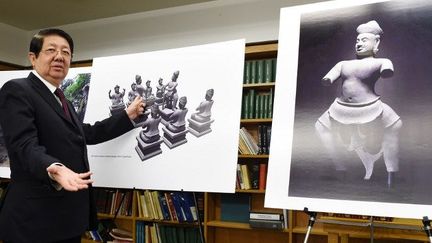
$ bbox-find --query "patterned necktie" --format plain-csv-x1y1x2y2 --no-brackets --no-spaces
54,88,71,120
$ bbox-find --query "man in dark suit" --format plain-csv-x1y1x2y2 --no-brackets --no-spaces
0,29,145,243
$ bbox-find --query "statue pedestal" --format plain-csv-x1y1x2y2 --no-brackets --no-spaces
109,104,126,116
187,118,214,137
162,127,188,149
135,134,163,161
160,108,174,126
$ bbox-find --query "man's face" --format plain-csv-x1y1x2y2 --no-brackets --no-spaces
355,33,377,57
29,35,71,87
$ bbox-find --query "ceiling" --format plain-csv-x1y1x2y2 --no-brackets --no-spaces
0,0,214,31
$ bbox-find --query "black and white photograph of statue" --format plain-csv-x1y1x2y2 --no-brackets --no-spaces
265,0,432,219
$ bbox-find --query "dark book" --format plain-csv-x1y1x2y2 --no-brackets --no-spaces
248,89,255,119
250,60,257,84
220,193,250,223
272,58,277,82
268,88,274,118
262,125,268,154
249,219,284,230
170,192,186,222
256,59,264,83
244,61,251,84
257,124,263,154
178,191,197,222
263,94,269,119
264,59,273,83
266,125,272,154
164,192,179,221
158,191,171,220
255,94,260,119
250,163,260,189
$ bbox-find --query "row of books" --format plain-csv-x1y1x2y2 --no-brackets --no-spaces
136,190,199,223
236,163,267,190
241,88,274,119
244,58,277,84
321,212,393,222
238,127,259,155
136,222,201,243
238,125,272,155
249,212,286,230
94,188,133,216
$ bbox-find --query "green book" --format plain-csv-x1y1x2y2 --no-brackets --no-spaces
248,89,255,119
272,58,277,82
264,59,273,83
255,94,261,119
256,59,264,83
269,88,274,118
250,60,257,84
244,61,251,84
260,94,265,119
263,94,269,119
243,93,249,119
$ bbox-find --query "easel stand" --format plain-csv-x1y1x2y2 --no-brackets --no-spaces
303,208,317,243
193,192,206,243
422,216,432,243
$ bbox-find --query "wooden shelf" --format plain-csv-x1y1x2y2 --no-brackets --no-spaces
238,154,269,159
235,189,265,194
240,118,272,123
243,82,275,89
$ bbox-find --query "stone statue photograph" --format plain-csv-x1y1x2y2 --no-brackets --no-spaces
264,1,432,218
315,20,402,188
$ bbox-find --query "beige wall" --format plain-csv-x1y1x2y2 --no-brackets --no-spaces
1,0,325,66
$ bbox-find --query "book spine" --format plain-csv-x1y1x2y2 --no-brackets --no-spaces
250,163,260,189
244,61,251,84
256,59,264,83
250,60,257,84
248,89,255,119
250,212,283,220
259,163,267,190
264,59,273,83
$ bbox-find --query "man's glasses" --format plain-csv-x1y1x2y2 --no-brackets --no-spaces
41,48,72,58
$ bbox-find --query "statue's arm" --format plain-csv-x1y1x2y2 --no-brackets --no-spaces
321,61,343,86
380,59,394,78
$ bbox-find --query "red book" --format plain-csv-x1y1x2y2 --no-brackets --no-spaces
164,192,178,222
259,163,267,190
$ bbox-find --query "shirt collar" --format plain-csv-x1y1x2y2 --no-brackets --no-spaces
32,70,57,94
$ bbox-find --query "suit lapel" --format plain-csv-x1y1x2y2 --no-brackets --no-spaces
28,73,79,129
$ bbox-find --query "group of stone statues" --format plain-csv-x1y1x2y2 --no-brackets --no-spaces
108,70,215,161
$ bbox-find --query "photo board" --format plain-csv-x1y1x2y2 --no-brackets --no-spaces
85,39,245,192
265,0,432,219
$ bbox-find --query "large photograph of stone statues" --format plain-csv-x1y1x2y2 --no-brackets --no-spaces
84,39,244,192
0,67,91,178
265,0,432,219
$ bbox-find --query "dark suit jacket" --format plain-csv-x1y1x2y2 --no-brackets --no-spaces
0,73,134,242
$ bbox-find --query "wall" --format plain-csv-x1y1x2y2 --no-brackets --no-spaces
1,0,325,66
0,23,28,66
